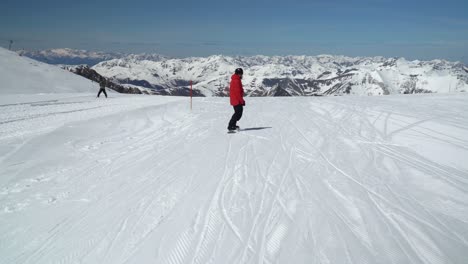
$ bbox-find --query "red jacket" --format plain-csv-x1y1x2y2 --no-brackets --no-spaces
230,74,245,106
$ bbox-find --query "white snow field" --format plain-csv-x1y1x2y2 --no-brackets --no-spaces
1,92,468,264
2,46,468,264
0,48,99,95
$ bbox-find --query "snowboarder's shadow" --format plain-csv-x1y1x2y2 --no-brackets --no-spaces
241,127,272,131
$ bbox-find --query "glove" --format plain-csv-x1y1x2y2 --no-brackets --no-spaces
242,101,246,106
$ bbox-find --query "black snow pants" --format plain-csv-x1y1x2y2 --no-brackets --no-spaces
97,88,107,98
228,105,243,130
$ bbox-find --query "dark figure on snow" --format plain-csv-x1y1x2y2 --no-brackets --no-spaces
97,78,108,98
228,68,245,131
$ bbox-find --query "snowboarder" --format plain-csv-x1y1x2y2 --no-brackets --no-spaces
227,68,245,132
97,78,108,98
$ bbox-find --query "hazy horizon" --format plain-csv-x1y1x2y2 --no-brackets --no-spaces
3,44,467,64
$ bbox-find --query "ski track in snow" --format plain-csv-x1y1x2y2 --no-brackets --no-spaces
1,93,468,264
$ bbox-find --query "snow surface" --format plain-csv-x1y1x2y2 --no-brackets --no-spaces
1,48,99,94
2,46,468,263
1,92,468,264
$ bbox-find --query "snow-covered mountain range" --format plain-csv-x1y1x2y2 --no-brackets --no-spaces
17,48,126,66
16,48,468,96
92,55,468,96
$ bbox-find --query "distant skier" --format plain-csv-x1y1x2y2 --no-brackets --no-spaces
97,78,108,98
227,68,245,131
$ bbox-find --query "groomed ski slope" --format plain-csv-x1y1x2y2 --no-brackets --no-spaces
1,93,468,264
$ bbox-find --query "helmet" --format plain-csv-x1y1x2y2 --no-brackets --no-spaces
235,68,243,75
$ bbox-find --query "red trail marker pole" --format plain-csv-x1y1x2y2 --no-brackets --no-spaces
190,80,193,111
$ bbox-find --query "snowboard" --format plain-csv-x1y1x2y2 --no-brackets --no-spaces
227,127,241,134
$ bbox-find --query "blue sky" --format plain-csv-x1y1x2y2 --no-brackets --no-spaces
1,0,467,62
